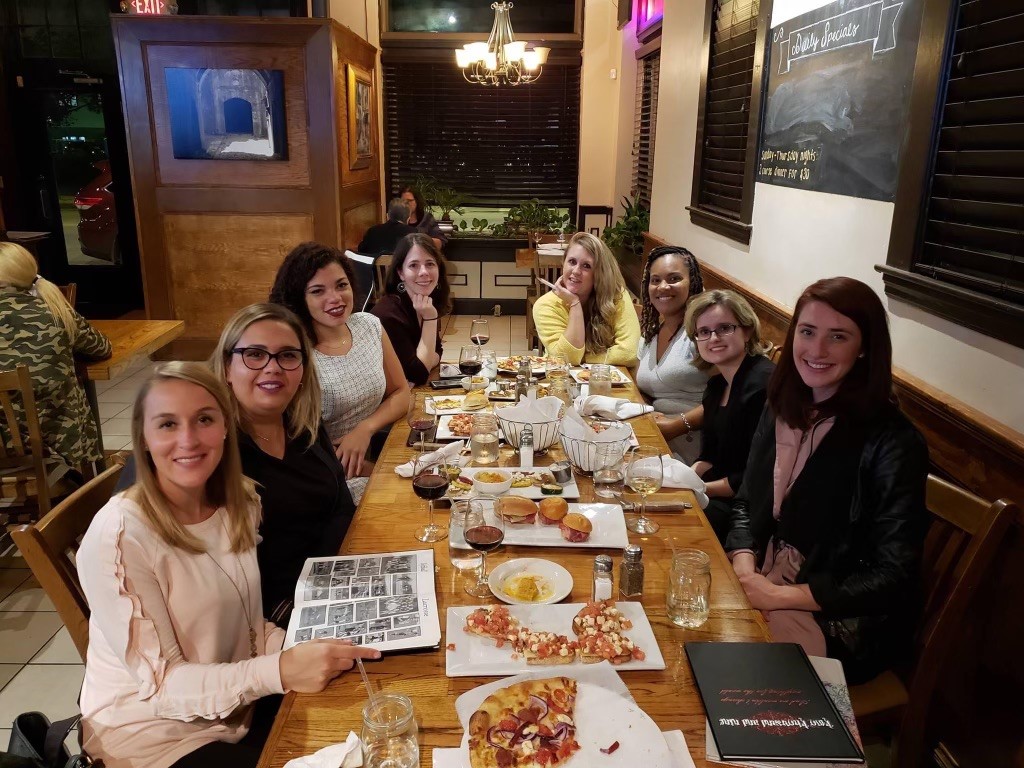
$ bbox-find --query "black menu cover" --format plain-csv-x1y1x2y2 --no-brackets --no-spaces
686,642,865,763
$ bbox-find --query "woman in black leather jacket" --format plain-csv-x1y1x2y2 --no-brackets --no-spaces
725,277,929,684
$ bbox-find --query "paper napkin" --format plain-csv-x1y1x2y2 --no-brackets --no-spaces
283,730,362,768
574,394,653,420
394,441,469,478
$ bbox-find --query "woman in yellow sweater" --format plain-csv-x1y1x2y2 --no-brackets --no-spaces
532,232,640,365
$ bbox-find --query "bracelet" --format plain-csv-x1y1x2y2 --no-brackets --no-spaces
422,315,439,321
568,301,581,309
680,413,693,433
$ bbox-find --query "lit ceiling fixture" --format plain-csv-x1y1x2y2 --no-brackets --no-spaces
455,2,550,86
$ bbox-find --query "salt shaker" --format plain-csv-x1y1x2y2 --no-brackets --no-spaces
592,555,613,601
519,423,534,469
619,544,644,599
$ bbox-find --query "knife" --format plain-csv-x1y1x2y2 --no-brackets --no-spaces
622,500,691,512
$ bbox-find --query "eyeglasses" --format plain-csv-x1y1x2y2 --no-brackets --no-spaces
232,347,304,371
694,324,738,342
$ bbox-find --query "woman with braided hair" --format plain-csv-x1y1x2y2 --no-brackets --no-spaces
635,245,709,462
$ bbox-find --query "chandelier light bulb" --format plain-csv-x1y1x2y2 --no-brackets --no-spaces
455,2,544,86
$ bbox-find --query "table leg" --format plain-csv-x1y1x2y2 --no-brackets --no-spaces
84,377,103,444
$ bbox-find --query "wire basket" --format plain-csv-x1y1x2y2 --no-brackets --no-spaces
560,434,632,476
495,412,562,453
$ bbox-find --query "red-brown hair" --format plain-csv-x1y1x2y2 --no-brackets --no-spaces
768,277,895,429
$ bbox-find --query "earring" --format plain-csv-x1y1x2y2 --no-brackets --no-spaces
397,281,406,293
858,353,866,358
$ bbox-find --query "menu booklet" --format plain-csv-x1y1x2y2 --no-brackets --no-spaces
686,642,864,764
282,549,441,652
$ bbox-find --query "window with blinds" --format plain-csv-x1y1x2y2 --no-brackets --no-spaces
879,0,1024,349
382,60,581,208
687,0,770,244
632,51,660,209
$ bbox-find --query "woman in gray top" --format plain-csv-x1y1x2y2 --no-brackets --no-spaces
635,246,709,462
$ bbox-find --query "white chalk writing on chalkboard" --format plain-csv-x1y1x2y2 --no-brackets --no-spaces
778,0,903,74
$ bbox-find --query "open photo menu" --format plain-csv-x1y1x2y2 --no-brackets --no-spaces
282,549,441,652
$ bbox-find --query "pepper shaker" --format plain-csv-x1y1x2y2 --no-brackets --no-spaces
619,544,644,599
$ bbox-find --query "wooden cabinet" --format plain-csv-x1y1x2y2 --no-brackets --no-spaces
112,15,380,358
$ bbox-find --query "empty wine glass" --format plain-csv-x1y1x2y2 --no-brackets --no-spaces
463,499,505,597
470,318,490,347
625,446,663,534
407,395,436,454
413,455,450,543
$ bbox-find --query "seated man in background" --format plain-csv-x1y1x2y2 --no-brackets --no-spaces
357,198,416,257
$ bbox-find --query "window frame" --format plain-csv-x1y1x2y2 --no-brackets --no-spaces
876,0,1024,349
686,0,773,245
380,0,584,44
631,40,661,209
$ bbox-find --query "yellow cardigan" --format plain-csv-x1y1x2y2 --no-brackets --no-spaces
532,287,640,366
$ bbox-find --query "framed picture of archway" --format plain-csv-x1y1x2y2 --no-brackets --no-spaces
347,63,374,170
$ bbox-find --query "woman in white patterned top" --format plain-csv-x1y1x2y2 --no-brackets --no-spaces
271,243,410,500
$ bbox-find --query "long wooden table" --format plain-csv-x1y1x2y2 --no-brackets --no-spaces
86,319,186,381
257,375,769,767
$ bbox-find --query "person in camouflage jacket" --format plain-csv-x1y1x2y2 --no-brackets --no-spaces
0,243,112,468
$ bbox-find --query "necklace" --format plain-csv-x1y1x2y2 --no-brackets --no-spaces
204,528,258,658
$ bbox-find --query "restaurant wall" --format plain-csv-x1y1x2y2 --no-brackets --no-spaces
578,0,623,208
648,0,1024,433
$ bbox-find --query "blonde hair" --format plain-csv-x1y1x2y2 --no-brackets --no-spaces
0,242,79,340
684,289,770,371
209,303,321,447
128,361,257,554
566,232,628,355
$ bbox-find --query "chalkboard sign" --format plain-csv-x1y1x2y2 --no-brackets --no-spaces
758,0,923,201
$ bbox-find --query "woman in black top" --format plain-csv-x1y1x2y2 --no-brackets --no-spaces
399,184,448,249
682,289,774,542
210,303,355,623
725,278,928,683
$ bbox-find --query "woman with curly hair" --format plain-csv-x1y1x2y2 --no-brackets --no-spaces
635,245,708,462
270,243,409,502
371,233,452,385
399,184,447,249
531,232,640,365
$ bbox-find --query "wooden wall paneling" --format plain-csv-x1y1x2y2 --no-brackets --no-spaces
305,24,343,248
163,213,314,336
341,200,379,253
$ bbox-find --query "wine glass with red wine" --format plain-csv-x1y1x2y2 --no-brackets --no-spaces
407,395,437,454
463,500,505,597
459,345,483,377
413,455,450,543
470,318,490,347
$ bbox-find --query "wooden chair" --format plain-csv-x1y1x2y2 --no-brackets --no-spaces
0,366,76,522
373,254,392,303
850,475,1016,767
58,283,77,308
10,462,123,662
764,341,784,363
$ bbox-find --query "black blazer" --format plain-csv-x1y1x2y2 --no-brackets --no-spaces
698,353,774,493
726,404,929,683
357,219,416,256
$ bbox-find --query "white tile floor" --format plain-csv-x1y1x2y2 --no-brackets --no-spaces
0,314,522,748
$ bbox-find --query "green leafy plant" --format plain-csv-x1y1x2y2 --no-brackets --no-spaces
602,195,650,257
491,199,572,239
431,184,465,222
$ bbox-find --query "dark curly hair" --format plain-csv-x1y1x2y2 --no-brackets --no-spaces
640,245,705,343
385,233,452,316
269,241,357,343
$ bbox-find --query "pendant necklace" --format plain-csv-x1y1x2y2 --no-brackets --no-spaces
204,521,258,658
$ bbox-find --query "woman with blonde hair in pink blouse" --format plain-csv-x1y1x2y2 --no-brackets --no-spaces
77,361,379,768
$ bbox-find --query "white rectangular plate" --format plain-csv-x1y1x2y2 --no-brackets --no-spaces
447,467,580,501
450,502,624,549
437,414,473,440
496,355,560,376
445,601,666,676
571,366,631,386
427,396,468,415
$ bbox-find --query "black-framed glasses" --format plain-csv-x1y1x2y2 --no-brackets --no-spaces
694,323,738,342
231,347,305,371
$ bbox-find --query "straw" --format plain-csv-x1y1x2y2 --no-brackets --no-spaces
356,657,378,707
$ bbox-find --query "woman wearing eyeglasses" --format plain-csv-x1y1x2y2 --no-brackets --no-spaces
683,290,774,542
210,304,355,624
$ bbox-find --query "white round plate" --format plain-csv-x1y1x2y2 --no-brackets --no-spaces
488,558,573,605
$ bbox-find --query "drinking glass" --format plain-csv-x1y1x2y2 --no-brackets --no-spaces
625,446,663,533
412,455,449,542
449,499,484,573
459,345,483,377
463,499,505,597
545,353,569,385
406,395,436,455
593,443,626,500
667,549,712,628
589,364,613,397
469,413,500,465
361,693,419,768
470,318,490,347
481,350,498,380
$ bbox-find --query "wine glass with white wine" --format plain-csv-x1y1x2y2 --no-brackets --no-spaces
625,446,663,534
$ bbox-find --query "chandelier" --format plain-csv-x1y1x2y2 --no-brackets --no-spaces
455,2,550,87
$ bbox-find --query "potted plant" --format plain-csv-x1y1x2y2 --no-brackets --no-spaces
492,199,572,246
602,195,650,295
430,184,465,232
